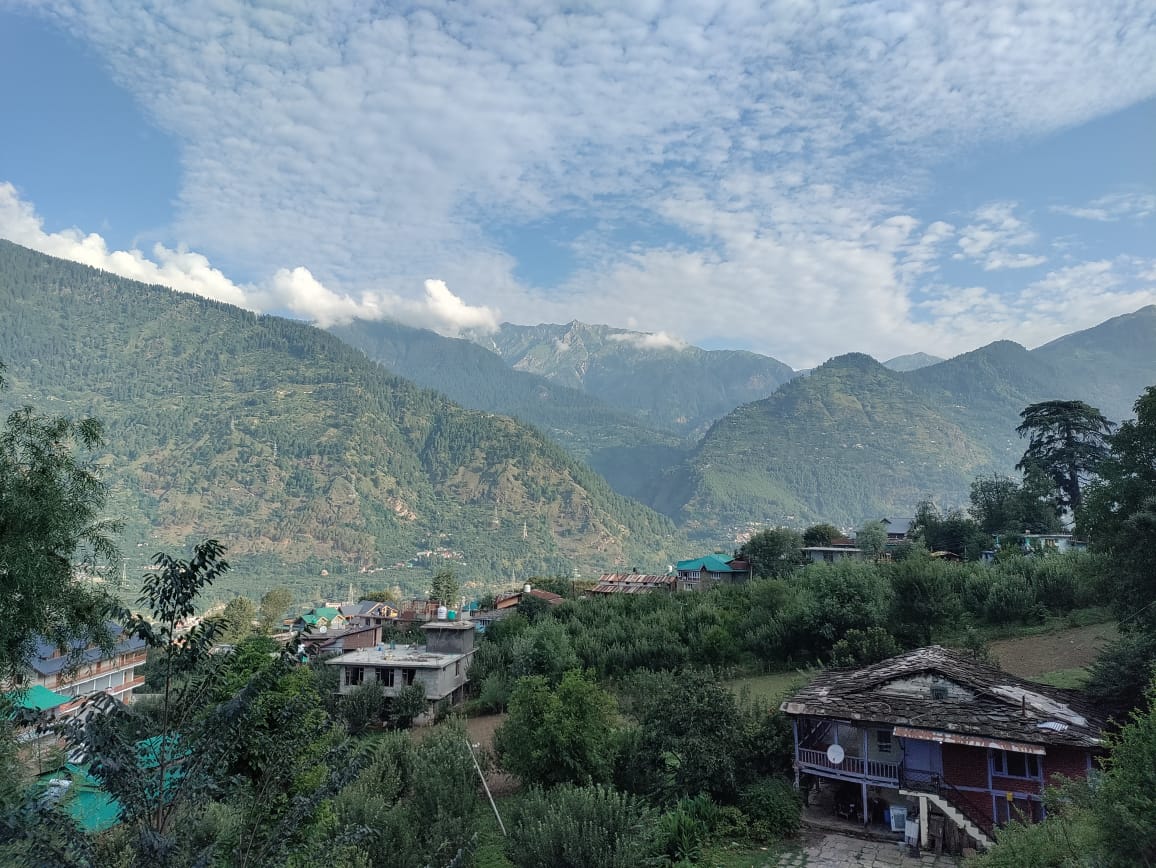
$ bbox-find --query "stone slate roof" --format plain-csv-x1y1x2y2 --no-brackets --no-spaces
780,645,1106,750
30,624,147,677
590,574,676,594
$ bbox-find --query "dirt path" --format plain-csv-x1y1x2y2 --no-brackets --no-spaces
989,622,1118,678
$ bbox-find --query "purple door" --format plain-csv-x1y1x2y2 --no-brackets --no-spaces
901,739,942,785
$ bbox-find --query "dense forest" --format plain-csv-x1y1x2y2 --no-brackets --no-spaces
0,241,687,600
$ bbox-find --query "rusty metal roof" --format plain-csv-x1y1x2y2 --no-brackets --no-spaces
780,645,1105,750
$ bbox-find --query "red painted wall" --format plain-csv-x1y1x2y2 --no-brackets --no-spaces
1045,746,1090,785
941,743,987,788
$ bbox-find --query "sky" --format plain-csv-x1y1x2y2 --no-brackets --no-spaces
1,1,1154,369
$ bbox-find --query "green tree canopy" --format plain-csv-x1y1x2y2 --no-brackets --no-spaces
802,523,841,547
1016,399,1114,515
854,521,887,561
738,527,803,578
0,364,121,683
257,588,294,633
969,471,1063,538
494,669,618,787
429,568,460,607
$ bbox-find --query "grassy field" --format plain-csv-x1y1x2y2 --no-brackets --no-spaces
988,620,1118,685
725,670,816,709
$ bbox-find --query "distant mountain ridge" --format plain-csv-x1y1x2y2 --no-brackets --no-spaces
883,352,944,372
0,240,686,597
480,321,797,435
662,309,1156,537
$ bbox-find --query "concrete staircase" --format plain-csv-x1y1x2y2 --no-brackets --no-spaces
900,786,994,851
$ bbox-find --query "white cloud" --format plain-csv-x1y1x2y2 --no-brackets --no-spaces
0,182,496,335
606,331,688,351
1052,191,1156,222
955,202,1047,271
4,2,1155,365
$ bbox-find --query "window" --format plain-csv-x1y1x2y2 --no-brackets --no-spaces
376,668,395,687
344,666,365,687
991,750,1040,778
876,729,893,754
402,668,417,686
455,660,461,676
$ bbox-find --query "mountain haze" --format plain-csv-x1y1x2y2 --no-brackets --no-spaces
329,319,686,504
481,321,797,435
0,241,685,598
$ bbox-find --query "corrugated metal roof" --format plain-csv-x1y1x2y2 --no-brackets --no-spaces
893,726,1045,755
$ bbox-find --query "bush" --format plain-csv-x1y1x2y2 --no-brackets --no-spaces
342,683,385,733
829,627,899,667
649,805,709,865
739,777,801,840
506,784,652,868
984,573,1044,625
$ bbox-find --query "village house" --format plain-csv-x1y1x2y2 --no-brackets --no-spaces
10,623,148,717
340,600,400,629
780,646,1104,853
803,536,864,564
588,573,676,595
494,585,565,609
675,555,752,591
326,615,475,722
293,606,347,632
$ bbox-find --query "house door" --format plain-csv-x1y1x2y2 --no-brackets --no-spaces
902,739,942,785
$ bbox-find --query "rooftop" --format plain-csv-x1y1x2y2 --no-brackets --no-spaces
781,645,1106,750
324,643,469,668
590,574,676,594
676,554,743,573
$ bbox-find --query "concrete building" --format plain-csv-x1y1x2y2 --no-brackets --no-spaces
326,616,475,718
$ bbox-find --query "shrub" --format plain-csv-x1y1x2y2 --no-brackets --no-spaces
829,627,899,667
739,777,801,840
649,805,709,866
506,784,652,868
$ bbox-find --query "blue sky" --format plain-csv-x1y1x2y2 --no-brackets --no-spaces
1,1,1154,368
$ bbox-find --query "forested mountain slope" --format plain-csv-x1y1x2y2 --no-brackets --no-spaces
666,310,1156,537
329,319,686,503
481,320,797,435
0,241,685,598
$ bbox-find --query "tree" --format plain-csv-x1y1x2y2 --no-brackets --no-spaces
220,596,259,643
969,472,1062,538
494,670,618,787
802,523,841,547
505,785,651,868
429,568,460,607
391,683,426,729
1016,400,1114,515
257,588,294,633
855,521,887,561
911,500,989,560
0,365,121,684
739,528,802,578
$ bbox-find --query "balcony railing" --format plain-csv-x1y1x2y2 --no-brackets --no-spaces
798,747,900,784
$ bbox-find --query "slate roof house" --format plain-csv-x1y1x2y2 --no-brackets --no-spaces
675,555,752,591
780,646,1105,852
588,573,676,595
14,623,148,716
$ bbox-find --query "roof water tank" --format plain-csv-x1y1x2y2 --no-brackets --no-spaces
437,605,448,621
447,609,457,621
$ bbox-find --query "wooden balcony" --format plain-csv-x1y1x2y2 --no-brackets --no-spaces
797,747,900,786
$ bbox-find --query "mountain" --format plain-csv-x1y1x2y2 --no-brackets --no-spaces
664,309,1156,536
329,319,686,503
0,241,686,600
479,321,796,435
883,352,944,372
1032,305,1156,423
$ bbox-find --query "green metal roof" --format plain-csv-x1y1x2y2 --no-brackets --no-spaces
676,555,736,573
6,684,71,712
313,606,341,620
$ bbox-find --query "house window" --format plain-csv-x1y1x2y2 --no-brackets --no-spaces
344,666,365,687
876,729,893,754
455,660,461,676
376,669,395,687
402,668,417,686
684,570,701,579
991,750,1040,778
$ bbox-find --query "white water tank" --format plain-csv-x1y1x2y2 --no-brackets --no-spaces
437,605,448,620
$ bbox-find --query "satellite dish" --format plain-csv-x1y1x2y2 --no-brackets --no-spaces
826,744,845,765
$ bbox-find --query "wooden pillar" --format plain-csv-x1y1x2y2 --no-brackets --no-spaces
919,795,929,848
792,719,801,789
861,729,870,825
